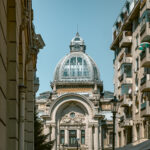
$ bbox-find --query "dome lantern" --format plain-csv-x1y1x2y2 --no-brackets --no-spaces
70,32,86,53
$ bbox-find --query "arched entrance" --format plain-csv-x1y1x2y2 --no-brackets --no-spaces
49,94,96,150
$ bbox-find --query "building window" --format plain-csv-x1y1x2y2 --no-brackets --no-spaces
69,130,77,147
120,64,132,77
70,112,75,118
81,130,85,144
60,130,65,144
121,84,132,95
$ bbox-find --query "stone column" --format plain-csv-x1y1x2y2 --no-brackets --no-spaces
77,128,81,144
57,121,60,149
52,125,56,150
140,123,144,139
57,130,60,149
98,124,102,150
132,124,137,143
19,85,26,150
94,126,99,150
65,128,69,145
89,126,93,150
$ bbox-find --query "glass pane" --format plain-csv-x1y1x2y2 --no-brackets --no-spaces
62,57,90,79
81,137,85,144
69,130,77,147
121,84,132,95
124,64,132,77
60,137,65,144
83,67,89,76
75,38,80,41
70,68,76,76
70,112,75,118
60,130,65,144
70,57,76,65
81,130,85,144
77,57,82,65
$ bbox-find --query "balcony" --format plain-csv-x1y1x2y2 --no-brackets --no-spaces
119,74,132,84
119,31,132,48
121,56,132,64
120,117,133,127
111,0,140,50
140,0,150,16
140,22,150,42
140,74,150,92
141,102,150,117
140,48,150,67
120,94,132,107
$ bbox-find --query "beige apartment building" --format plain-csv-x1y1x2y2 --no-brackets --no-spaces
0,0,44,150
111,0,150,149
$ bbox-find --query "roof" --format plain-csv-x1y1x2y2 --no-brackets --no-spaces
53,33,101,83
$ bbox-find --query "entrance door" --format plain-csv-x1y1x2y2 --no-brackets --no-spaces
69,130,77,147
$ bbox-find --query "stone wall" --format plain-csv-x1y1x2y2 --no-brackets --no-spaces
0,0,7,150
0,0,45,150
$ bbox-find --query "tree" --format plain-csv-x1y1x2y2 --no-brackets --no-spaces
34,112,54,150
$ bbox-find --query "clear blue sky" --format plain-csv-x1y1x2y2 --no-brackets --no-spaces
32,0,126,96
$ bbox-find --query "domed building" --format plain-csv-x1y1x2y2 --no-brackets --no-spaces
39,33,114,150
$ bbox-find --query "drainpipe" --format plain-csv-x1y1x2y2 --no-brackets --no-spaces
19,85,26,150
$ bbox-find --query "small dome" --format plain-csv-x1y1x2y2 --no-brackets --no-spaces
70,32,86,53
54,52,100,82
71,32,84,45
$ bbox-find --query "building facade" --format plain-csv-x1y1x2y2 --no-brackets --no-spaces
0,0,44,150
36,33,114,150
111,0,150,149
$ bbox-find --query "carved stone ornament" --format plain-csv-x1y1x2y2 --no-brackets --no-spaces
61,112,85,124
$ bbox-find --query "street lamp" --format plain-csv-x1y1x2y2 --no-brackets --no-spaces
111,96,119,150
76,138,80,150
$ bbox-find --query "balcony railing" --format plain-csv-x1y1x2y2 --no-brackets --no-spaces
140,21,150,42
140,47,150,67
112,0,140,42
141,101,150,117
120,31,132,48
120,94,132,107
140,74,150,91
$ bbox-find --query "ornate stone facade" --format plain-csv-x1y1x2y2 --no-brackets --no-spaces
0,0,44,150
36,33,113,150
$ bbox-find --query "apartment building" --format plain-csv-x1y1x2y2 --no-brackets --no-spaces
0,0,44,150
110,0,150,149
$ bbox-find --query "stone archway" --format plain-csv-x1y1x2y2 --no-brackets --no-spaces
56,101,88,149
49,94,94,150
